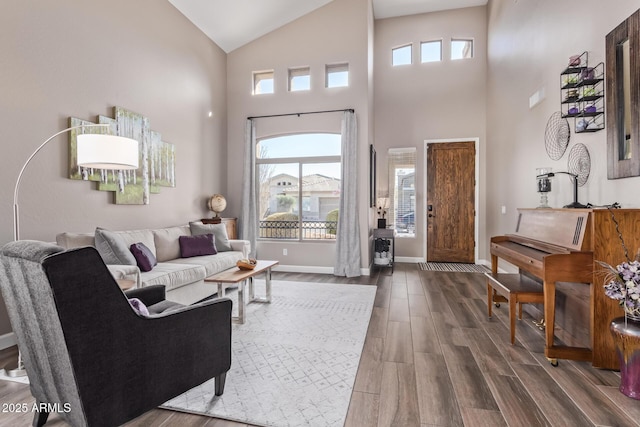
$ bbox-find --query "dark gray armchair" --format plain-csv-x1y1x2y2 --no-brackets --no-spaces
0,241,232,427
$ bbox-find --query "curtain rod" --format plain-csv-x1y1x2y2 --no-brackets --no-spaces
247,108,354,120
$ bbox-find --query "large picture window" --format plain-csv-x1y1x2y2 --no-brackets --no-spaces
257,133,341,240
388,148,416,237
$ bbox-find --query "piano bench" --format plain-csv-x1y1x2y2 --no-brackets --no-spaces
485,272,544,345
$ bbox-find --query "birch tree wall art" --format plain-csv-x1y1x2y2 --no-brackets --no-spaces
68,106,176,205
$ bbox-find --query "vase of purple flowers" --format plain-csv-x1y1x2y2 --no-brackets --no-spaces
601,258,640,399
602,260,640,321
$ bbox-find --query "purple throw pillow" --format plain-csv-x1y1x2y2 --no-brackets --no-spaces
130,242,157,272
128,298,150,316
179,234,217,258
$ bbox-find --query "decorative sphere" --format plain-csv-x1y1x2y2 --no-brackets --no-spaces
207,194,227,216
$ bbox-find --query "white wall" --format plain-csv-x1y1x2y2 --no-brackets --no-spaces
226,0,374,271
0,0,227,334
374,7,488,260
486,0,640,245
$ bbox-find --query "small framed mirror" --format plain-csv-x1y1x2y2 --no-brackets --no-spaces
606,9,640,179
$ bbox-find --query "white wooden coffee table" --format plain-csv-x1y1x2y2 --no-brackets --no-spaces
204,260,278,324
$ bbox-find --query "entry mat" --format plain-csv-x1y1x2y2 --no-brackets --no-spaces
418,262,490,273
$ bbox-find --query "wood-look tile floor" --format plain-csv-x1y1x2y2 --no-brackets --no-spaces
2,264,640,426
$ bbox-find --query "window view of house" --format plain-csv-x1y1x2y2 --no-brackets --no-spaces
326,63,349,88
257,133,341,240
451,39,473,60
421,40,442,63
253,70,274,94
388,148,416,237
288,67,311,91
392,44,412,66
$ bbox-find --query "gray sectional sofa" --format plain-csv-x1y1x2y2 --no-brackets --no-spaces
56,223,250,304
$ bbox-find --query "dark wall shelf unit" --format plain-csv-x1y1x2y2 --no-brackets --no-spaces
560,51,605,133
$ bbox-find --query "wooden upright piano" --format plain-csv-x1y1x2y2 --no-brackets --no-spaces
490,208,640,369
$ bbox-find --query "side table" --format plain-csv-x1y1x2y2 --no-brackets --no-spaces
373,228,395,271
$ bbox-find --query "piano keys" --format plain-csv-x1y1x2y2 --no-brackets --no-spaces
490,208,640,369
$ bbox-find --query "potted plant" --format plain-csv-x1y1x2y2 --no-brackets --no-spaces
377,197,390,229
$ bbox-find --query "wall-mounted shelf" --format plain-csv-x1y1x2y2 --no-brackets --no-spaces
560,51,605,133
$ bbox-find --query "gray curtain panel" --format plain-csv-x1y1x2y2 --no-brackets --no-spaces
334,111,361,277
240,119,257,258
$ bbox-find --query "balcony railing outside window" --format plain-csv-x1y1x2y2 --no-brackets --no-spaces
259,220,337,240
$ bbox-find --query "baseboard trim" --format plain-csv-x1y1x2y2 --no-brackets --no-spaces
274,265,334,274
274,265,370,276
395,256,424,263
0,332,17,351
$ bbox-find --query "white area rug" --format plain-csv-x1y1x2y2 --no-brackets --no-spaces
162,280,376,427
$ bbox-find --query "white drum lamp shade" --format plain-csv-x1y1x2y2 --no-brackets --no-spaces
76,134,139,170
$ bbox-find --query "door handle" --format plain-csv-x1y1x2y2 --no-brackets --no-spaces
428,213,435,218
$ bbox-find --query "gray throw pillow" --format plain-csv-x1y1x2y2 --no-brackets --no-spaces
189,222,232,252
95,227,137,265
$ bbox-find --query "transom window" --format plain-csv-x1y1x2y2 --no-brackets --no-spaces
257,134,342,240
421,40,442,63
289,67,310,92
253,70,274,95
392,44,412,66
451,39,473,60
326,63,349,88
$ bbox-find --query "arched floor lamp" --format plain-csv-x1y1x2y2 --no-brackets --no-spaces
3,124,138,378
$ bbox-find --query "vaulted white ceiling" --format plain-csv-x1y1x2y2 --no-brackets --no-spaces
168,0,487,53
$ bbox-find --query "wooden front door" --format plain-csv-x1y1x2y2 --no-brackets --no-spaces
426,141,475,263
